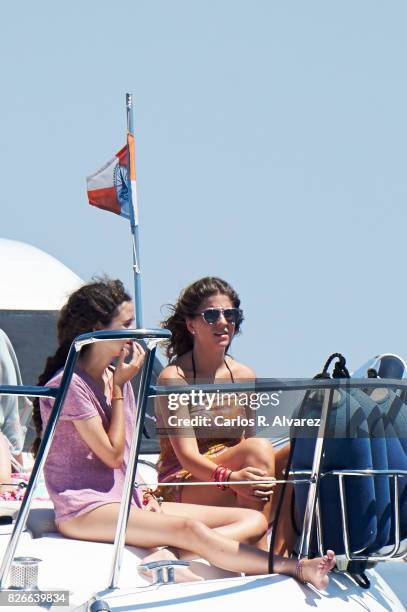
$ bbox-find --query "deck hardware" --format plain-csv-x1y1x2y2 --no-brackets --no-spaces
9,557,41,591
137,560,190,585
88,598,111,612
335,556,350,571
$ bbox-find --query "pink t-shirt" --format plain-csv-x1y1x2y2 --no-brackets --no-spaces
40,367,141,523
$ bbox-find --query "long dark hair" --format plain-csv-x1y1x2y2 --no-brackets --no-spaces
161,276,242,362
31,278,131,456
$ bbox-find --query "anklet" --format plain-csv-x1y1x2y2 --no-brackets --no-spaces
295,558,305,584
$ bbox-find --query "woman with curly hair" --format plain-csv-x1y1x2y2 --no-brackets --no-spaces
156,277,290,535
31,277,335,587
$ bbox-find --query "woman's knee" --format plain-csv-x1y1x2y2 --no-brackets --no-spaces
239,438,275,467
241,509,268,538
183,518,210,544
255,510,268,535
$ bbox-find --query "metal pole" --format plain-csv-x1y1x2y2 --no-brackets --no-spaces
126,92,142,328
131,229,142,328
298,387,334,558
126,93,133,134
0,345,80,588
108,339,158,589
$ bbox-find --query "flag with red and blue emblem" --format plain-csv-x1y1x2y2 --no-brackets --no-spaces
86,134,138,226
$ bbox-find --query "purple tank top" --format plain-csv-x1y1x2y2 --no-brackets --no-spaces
40,367,141,523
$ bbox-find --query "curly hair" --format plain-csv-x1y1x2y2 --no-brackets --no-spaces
161,276,242,362
31,278,131,456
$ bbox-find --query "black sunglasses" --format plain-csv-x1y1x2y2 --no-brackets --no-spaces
194,307,243,325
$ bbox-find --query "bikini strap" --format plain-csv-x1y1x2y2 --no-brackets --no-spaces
191,352,235,383
224,358,235,383
191,352,197,384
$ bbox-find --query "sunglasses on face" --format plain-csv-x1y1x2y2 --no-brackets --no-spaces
194,307,243,325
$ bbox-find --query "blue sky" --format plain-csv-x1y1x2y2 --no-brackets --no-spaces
2,1,407,376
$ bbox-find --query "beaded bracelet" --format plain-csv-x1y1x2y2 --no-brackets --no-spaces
213,465,232,490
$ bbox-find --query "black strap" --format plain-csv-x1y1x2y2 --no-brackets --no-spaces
224,358,235,383
191,352,235,383
347,566,371,589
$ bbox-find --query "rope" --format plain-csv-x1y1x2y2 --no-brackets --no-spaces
318,353,350,379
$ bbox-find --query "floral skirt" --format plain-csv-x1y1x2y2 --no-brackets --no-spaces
156,444,229,503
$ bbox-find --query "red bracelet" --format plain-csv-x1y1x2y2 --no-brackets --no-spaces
213,465,231,490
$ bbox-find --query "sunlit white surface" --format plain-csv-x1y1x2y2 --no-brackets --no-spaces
0,239,82,310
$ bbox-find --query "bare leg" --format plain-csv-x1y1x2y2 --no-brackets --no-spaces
161,501,268,551
58,503,335,589
273,550,336,590
268,443,290,524
181,438,276,517
162,501,267,545
267,443,297,556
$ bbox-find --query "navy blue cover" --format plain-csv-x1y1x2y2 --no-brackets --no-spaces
369,389,407,545
292,387,407,555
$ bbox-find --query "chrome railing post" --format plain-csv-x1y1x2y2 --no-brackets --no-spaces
298,387,334,558
315,496,325,558
0,342,80,589
108,339,159,590
337,471,405,562
392,475,401,557
0,328,169,591
338,474,351,560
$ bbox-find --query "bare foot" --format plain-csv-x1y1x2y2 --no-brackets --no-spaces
300,550,336,590
139,548,203,583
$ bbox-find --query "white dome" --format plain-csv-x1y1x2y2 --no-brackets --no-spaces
0,239,83,310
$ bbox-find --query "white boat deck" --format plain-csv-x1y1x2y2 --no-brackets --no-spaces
1,520,404,612
0,457,404,610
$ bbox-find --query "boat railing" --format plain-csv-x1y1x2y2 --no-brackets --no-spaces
0,343,406,595
289,468,407,562
0,328,170,592
151,378,407,567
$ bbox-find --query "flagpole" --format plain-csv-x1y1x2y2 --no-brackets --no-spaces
126,93,143,328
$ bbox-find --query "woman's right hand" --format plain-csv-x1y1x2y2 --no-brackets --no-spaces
113,342,145,388
228,467,276,501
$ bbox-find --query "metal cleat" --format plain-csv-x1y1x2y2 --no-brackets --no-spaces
137,559,190,585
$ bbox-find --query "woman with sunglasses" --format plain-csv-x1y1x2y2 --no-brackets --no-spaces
32,278,335,589
156,277,290,532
